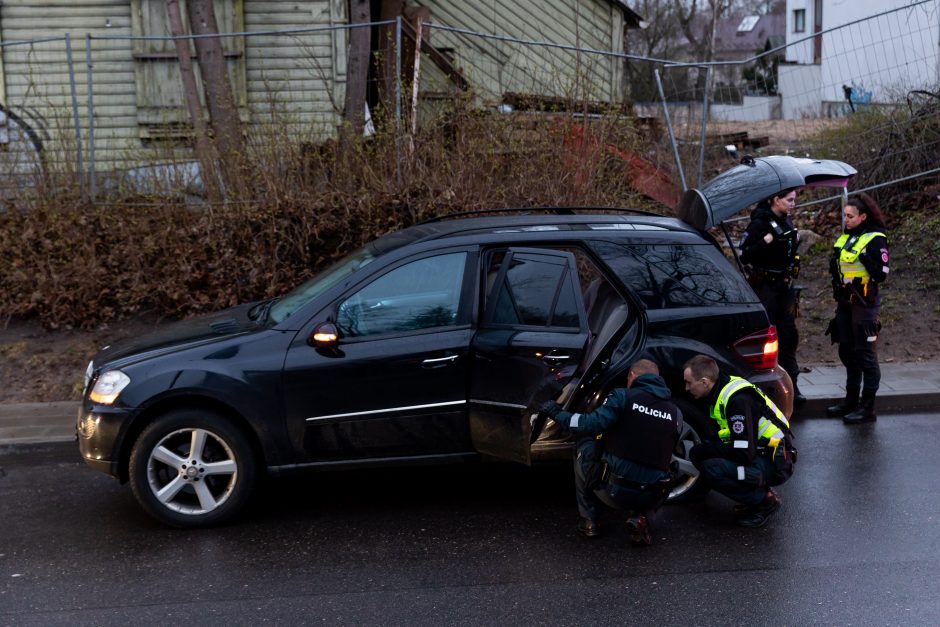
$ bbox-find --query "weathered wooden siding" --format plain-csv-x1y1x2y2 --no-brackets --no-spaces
243,0,345,136
0,0,343,172
416,0,623,105
1,0,623,176
0,0,135,171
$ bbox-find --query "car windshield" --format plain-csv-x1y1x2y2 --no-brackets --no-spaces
269,246,377,323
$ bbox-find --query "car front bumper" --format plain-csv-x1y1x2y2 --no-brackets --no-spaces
76,404,132,478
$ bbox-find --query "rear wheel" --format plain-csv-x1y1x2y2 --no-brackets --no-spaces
129,409,257,528
667,399,713,502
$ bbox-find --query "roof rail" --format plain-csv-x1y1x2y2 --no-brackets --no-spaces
417,206,661,225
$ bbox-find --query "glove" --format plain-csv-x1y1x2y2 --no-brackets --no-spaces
825,317,838,345
539,400,562,420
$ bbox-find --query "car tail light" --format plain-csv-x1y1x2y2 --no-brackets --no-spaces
733,326,779,370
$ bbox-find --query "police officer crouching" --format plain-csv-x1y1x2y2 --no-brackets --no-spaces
539,359,680,546
682,355,796,528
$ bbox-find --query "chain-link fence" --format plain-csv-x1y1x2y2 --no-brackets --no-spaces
0,35,83,198
643,0,940,197
1,1,938,206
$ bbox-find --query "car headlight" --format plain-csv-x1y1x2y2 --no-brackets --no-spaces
89,370,131,405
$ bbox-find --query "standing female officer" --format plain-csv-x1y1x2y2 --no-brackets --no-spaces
826,193,889,424
740,188,804,403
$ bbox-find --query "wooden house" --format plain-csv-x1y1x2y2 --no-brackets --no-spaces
0,0,641,177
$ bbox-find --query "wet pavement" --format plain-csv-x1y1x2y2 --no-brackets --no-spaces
2,412,940,624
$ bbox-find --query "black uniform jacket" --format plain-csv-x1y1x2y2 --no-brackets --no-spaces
740,204,799,274
699,372,766,465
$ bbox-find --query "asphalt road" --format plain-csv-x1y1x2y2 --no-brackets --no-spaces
2,413,939,625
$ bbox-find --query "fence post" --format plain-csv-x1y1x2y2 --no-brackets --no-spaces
697,65,712,188
86,33,96,201
655,68,687,192
395,16,402,188
65,33,86,201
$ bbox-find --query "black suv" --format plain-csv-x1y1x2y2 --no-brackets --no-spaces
77,156,856,527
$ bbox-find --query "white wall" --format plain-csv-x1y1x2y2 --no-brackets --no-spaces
710,95,781,122
779,63,821,118
782,0,940,116
819,0,940,103
784,0,814,64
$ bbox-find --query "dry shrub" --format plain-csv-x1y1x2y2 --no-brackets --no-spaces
1,106,674,329
806,90,940,216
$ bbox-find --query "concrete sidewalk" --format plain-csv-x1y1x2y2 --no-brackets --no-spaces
2,361,939,446
795,360,940,416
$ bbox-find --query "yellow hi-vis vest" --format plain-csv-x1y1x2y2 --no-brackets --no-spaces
834,231,886,283
709,376,789,444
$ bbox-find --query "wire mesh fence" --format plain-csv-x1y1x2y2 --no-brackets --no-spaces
0,35,82,198
1,2,938,208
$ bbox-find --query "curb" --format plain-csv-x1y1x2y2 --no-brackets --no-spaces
796,392,940,419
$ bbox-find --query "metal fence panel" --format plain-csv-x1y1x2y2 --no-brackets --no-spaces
1,2,938,205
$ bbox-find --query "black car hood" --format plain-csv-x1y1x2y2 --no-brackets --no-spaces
678,156,857,230
92,303,260,368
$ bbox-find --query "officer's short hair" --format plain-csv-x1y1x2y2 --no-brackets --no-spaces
629,358,659,378
684,354,718,382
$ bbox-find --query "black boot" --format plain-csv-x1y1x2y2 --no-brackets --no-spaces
843,395,876,424
578,517,601,538
736,490,782,528
826,387,859,417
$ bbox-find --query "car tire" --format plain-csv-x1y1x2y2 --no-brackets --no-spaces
666,399,714,503
129,409,257,528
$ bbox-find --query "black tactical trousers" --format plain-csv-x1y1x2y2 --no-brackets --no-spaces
754,282,799,380
834,300,881,398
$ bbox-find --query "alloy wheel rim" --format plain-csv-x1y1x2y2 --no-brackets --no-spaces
146,427,238,515
669,422,702,499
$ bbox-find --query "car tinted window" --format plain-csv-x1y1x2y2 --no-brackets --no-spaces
588,240,753,308
270,246,377,323
487,252,579,328
551,278,580,327
336,252,467,338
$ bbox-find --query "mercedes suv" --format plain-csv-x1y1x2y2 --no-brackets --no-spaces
77,156,856,527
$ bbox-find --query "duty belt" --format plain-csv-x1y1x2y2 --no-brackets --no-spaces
749,268,792,285
602,465,672,492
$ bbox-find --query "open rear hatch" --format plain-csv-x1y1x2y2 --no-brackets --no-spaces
678,155,857,230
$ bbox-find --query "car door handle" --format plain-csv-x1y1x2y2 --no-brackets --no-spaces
422,355,458,367
541,353,570,364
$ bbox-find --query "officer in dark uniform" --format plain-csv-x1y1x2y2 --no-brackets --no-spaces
682,354,795,528
539,359,680,546
740,187,805,404
826,193,889,424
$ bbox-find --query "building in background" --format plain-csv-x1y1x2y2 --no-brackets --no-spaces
779,0,940,118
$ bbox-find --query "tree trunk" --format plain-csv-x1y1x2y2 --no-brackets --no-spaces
344,0,371,138
376,0,404,128
164,0,222,204
186,0,245,193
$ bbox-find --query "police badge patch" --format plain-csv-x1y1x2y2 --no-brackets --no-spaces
730,415,745,434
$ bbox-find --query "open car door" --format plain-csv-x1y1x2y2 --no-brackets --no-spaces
678,155,858,230
469,248,590,465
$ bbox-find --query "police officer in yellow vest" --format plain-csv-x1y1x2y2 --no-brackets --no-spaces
825,193,889,424
683,354,795,528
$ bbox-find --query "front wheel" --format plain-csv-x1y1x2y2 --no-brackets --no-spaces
129,409,257,528
667,399,713,502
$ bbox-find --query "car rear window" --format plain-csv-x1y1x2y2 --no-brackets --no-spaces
587,240,755,308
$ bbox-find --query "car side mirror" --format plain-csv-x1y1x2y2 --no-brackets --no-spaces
308,322,340,350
